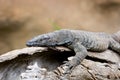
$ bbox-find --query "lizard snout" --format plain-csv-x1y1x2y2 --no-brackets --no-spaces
26,41,34,47
26,40,44,47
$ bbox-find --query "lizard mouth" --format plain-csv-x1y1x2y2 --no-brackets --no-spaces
26,42,43,47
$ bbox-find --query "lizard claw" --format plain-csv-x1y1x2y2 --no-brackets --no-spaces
60,61,74,74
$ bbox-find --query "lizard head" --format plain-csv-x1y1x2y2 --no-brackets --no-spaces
26,33,55,47
26,29,73,47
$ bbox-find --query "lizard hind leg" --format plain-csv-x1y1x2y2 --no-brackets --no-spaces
109,39,120,54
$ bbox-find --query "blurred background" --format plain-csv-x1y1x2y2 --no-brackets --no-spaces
0,0,120,54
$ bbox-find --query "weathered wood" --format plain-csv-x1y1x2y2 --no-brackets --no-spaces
0,47,120,80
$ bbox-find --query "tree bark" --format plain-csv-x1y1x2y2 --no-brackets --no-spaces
0,47,120,80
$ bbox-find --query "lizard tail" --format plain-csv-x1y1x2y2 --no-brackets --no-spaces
112,31,120,43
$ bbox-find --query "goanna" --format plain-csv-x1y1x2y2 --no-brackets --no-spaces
26,29,120,73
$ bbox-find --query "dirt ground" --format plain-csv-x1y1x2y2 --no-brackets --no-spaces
0,0,120,54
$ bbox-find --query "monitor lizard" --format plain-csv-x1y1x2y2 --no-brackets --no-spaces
26,29,120,74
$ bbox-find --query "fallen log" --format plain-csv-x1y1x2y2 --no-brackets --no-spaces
0,47,120,80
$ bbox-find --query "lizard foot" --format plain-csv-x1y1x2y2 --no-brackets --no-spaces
60,62,74,74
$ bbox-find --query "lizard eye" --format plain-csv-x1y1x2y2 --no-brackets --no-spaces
40,35,50,41
44,35,50,39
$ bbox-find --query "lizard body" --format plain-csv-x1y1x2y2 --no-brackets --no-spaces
26,29,120,74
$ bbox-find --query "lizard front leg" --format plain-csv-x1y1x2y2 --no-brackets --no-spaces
61,42,88,74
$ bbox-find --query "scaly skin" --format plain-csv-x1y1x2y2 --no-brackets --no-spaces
112,31,120,43
26,29,120,74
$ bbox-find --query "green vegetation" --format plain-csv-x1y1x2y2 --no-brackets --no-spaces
49,19,61,30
